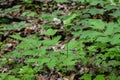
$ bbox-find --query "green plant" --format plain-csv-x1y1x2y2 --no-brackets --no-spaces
22,0,33,4
81,74,92,80
55,0,68,3
0,0,120,80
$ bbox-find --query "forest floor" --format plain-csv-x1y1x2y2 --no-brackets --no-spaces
0,0,120,80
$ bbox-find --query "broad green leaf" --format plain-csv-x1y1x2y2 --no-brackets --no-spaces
109,10,120,18
18,66,34,74
3,21,31,30
87,8,104,15
104,5,116,10
38,58,50,66
81,30,102,39
87,46,97,52
42,36,61,45
17,41,40,49
0,32,4,34
40,24,52,28
47,57,58,69
72,0,85,3
6,76,20,80
64,13,77,26
23,38,41,47
22,49,40,56
88,19,105,30
10,34,24,40
22,11,36,17
90,0,104,5
105,22,119,35
94,75,105,80
110,34,120,45
72,30,82,37
26,58,41,63
11,5,21,9
66,40,78,50
96,36,110,43
52,36,61,42
4,5,21,14
23,0,33,3
0,73,8,80
108,60,120,67
81,74,92,80
39,14,53,20
55,0,68,3
44,29,57,36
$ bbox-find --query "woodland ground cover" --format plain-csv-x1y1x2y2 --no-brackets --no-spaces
0,0,120,80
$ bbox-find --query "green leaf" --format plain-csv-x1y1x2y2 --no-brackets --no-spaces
42,36,61,45
110,34,120,45
94,75,105,80
105,22,118,35
22,49,40,56
73,0,85,3
66,40,78,50
88,19,105,30
18,66,34,74
23,0,33,3
90,0,104,5
0,32,4,34
38,58,50,66
87,45,97,52
87,8,104,15
3,21,31,30
10,34,24,40
108,60,120,67
47,57,58,69
44,29,57,36
55,0,68,3
39,14,53,20
0,73,8,80
109,10,120,18
22,11,36,17
64,13,77,26
81,74,92,80
7,76,20,80
96,36,110,43
104,5,116,11
81,30,102,39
